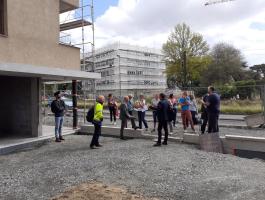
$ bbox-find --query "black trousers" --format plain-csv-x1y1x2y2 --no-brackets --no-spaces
201,112,208,133
157,120,168,144
128,111,136,128
153,111,158,128
191,111,197,125
90,123,101,147
138,111,148,129
109,107,116,122
173,108,177,126
120,119,127,138
208,112,219,133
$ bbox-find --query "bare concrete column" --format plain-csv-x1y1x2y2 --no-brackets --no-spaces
72,80,78,129
30,78,42,137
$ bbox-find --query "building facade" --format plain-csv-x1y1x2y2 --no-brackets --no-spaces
0,0,100,138
84,43,167,97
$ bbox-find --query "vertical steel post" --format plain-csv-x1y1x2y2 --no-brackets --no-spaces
81,0,85,71
183,50,187,89
91,0,96,98
72,80,78,129
84,99,86,123
263,85,265,125
117,55,121,98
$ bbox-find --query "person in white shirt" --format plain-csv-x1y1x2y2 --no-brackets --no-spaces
189,94,198,125
136,94,148,131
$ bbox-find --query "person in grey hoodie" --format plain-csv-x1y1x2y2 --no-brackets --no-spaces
120,96,135,140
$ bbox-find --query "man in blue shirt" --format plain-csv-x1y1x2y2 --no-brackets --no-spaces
206,86,220,133
178,91,195,133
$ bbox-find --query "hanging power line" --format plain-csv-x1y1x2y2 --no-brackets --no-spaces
205,0,235,6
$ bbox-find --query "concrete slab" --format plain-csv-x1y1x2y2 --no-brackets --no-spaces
199,133,223,153
183,133,200,144
0,126,77,155
225,135,265,153
80,125,144,138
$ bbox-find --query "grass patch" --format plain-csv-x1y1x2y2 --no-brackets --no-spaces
220,100,263,115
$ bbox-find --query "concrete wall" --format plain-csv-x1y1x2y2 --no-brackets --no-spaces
0,76,41,137
0,0,80,70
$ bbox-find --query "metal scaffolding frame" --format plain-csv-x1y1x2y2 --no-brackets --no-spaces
59,0,96,96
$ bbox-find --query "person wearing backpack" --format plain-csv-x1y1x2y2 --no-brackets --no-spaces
90,95,105,149
51,91,66,142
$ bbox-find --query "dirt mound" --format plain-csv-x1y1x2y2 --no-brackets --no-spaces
51,182,158,200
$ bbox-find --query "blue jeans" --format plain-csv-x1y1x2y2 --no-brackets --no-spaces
55,117,64,138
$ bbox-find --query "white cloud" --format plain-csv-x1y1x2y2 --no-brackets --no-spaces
63,0,265,65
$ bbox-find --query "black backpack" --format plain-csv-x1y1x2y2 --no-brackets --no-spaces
86,106,95,123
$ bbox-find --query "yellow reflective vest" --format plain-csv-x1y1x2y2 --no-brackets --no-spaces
93,102,103,122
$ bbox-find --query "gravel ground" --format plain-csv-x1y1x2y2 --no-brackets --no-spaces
1,135,265,200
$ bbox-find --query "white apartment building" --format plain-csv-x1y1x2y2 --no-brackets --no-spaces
84,43,167,97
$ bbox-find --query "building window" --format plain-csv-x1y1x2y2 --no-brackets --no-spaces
0,0,7,35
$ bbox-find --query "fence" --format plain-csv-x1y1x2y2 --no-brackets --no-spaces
41,84,265,128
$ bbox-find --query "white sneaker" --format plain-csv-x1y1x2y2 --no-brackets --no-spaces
169,132,173,135
114,122,117,126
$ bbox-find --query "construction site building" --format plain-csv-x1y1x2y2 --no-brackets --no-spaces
84,43,167,97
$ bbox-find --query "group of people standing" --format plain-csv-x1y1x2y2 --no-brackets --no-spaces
50,85,220,149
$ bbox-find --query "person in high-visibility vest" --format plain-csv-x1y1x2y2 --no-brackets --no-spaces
90,95,105,149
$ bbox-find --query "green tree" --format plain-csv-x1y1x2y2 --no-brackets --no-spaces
201,42,246,86
250,64,265,80
163,23,210,88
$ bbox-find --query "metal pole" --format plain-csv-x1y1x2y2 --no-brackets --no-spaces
263,85,265,125
118,55,121,98
91,0,96,98
183,50,187,89
81,0,85,71
72,80,78,129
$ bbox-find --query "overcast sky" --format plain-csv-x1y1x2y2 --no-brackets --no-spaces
65,0,265,65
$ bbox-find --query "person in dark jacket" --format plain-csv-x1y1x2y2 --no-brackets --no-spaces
206,86,220,133
127,94,138,130
200,93,209,134
154,93,170,146
108,94,117,125
51,91,66,142
120,96,135,140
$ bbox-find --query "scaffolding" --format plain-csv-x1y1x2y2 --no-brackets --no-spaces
59,0,95,97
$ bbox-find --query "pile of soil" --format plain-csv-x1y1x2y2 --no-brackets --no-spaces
51,182,158,200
